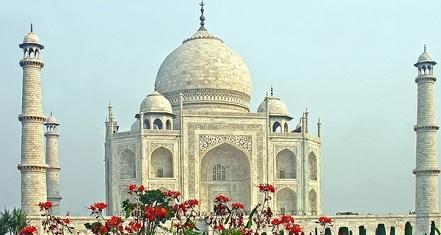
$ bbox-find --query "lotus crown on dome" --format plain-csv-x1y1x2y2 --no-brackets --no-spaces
140,90,173,114
257,96,290,117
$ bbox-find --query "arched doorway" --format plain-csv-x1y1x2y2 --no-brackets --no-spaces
119,149,135,179
276,188,297,215
200,143,251,212
276,149,296,179
151,147,173,178
308,189,317,215
308,152,317,180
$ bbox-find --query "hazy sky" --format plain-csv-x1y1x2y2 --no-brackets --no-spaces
1,0,441,216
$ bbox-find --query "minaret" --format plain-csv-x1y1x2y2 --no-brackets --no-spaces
413,45,440,234
44,113,62,214
17,25,48,215
105,102,117,215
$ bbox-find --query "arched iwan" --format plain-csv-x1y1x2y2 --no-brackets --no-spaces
151,147,173,178
119,149,136,179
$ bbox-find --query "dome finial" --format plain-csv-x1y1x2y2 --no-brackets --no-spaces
199,0,206,31
424,44,427,53
30,23,33,32
270,85,273,96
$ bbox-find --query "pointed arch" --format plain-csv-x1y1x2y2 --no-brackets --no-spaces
119,149,136,179
166,119,172,130
151,147,173,178
308,189,317,215
276,187,297,215
284,123,289,132
143,119,150,129
200,143,251,212
276,149,296,179
308,152,318,180
272,121,282,132
153,118,163,129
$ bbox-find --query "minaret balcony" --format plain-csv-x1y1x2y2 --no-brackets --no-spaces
19,58,44,68
415,74,436,83
413,169,441,175
413,125,439,131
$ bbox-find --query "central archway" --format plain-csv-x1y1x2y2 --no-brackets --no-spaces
200,143,251,212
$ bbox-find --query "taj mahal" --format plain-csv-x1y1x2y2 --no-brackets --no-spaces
14,2,441,235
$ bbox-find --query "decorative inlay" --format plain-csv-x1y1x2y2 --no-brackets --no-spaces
414,125,439,131
199,135,252,154
413,169,441,175
151,143,174,153
415,75,436,83
274,145,296,156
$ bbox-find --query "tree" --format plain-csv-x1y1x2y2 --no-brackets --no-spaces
0,209,29,235
376,224,386,235
390,226,396,235
430,221,441,235
405,222,413,235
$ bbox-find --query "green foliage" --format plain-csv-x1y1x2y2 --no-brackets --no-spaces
430,221,441,235
390,226,396,235
139,189,168,205
359,226,367,235
405,222,413,235
221,229,242,235
376,224,386,235
0,209,29,235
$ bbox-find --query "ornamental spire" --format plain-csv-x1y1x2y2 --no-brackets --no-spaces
270,85,274,96
30,23,33,32
424,44,427,53
199,0,206,31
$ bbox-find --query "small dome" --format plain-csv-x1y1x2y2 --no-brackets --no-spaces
45,114,59,125
23,32,40,44
140,90,173,114
131,120,140,132
257,96,290,117
417,51,433,63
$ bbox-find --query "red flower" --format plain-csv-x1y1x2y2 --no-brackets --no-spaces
214,225,225,231
257,184,275,193
63,218,71,224
38,201,53,210
318,216,333,224
144,206,156,222
128,184,137,192
271,217,282,225
231,202,245,210
138,185,145,192
105,216,123,228
89,202,107,212
290,224,302,234
125,221,141,233
155,207,168,218
164,190,181,198
280,214,295,224
19,226,37,235
99,225,109,235
215,194,230,203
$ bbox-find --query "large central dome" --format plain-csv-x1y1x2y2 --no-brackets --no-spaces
155,28,252,113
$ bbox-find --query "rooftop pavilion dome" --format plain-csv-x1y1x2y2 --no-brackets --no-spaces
19,24,44,49
257,95,291,118
154,1,252,113
415,44,436,66
140,90,173,114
